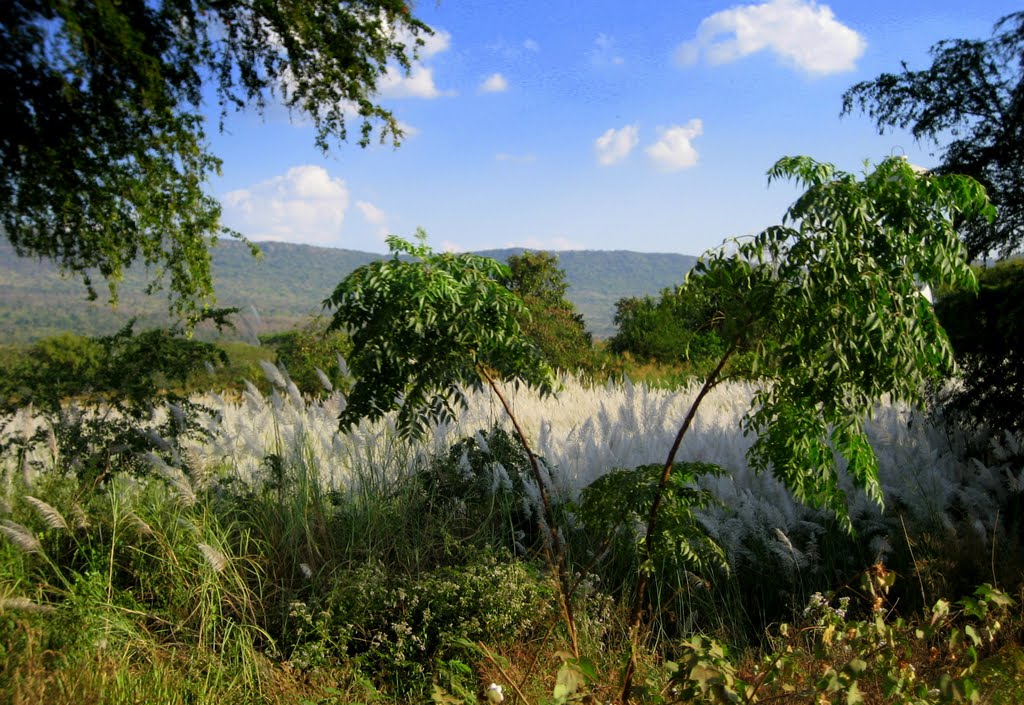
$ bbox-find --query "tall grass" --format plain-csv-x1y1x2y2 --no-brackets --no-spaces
1,363,1022,701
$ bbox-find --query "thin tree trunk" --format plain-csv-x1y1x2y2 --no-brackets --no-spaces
619,342,736,703
479,366,579,657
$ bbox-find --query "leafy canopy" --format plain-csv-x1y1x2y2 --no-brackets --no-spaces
693,156,993,524
841,11,1024,258
1,0,430,320
323,231,557,438
935,259,1024,437
502,251,594,373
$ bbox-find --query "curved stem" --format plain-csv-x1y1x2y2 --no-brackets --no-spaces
619,340,737,703
478,365,579,657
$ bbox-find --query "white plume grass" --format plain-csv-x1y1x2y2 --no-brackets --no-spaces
23,496,68,531
0,520,42,553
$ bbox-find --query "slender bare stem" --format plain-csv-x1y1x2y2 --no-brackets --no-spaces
479,365,579,657
619,341,736,703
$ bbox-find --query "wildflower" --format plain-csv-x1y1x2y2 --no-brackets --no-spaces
486,683,504,704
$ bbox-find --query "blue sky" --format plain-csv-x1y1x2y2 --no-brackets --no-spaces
210,0,1019,257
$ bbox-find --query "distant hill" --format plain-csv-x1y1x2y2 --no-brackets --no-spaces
0,239,697,343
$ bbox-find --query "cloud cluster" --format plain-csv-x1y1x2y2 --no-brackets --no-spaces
594,125,640,166
594,121,703,172
380,28,455,98
676,0,865,75
222,166,349,246
646,120,704,171
590,33,625,66
479,73,509,93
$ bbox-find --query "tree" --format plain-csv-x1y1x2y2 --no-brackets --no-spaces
502,251,593,373
841,11,1024,259
323,230,581,653
935,258,1024,437
1,0,430,320
0,317,230,483
618,155,992,700
610,286,726,366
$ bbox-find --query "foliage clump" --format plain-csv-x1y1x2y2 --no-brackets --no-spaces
324,230,557,439
502,251,595,374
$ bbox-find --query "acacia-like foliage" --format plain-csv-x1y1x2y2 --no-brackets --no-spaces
323,231,557,439
721,156,993,525
620,156,994,701
841,11,1024,258
1,0,429,319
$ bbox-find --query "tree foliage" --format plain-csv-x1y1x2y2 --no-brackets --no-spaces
0,0,430,319
502,251,593,373
323,231,557,438
609,286,727,366
619,155,993,700
841,11,1024,258
0,317,229,482
704,156,992,522
935,258,1024,437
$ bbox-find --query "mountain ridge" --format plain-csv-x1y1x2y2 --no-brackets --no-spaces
0,238,698,343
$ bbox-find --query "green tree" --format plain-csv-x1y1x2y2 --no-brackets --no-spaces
323,230,581,654
618,155,993,700
610,286,726,365
841,11,1024,258
0,317,230,483
935,258,1024,437
1,0,430,320
502,251,593,373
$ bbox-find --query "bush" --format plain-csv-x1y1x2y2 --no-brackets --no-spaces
289,551,552,694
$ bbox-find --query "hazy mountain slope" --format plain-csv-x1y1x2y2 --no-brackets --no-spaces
0,239,696,343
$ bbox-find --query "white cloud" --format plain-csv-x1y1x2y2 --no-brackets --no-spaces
590,33,625,66
480,73,509,93
594,124,639,166
645,120,704,171
380,65,454,98
355,200,387,225
221,166,349,246
379,28,455,98
486,37,541,59
416,28,452,59
676,0,865,75
496,152,537,163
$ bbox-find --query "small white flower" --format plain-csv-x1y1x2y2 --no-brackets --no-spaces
487,683,504,704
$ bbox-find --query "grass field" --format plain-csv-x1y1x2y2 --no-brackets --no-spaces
1,365,1022,703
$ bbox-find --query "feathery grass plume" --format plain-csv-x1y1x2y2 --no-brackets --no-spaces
167,402,185,429
198,542,229,573
126,511,154,537
0,596,55,613
259,360,288,389
23,496,68,531
145,453,196,507
46,425,58,463
314,368,334,392
0,520,42,553
286,378,304,407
